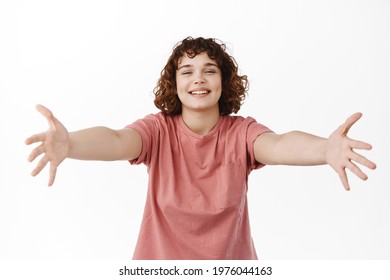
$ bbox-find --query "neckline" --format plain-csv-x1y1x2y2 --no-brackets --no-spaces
177,114,224,140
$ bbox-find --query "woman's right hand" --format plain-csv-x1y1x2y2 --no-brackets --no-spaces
25,105,70,186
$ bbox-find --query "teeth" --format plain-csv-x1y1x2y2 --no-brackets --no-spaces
191,90,209,95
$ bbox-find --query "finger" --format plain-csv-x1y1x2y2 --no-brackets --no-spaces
349,150,377,170
25,132,46,145
339,112,362,135
338,168,350,191
349,139,372,150
346,160,368,181
36,104,56,130
27,144,45,162
48,163,57,187
31,156,49,177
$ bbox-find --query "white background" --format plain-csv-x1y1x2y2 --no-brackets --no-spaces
0,0,389,260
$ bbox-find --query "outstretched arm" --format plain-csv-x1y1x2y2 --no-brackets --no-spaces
254,113,376,190
25,105,142,186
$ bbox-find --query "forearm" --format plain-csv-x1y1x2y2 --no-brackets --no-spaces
68,127,126,161
256,131,328,166
272,131,327,165
273,131,327,165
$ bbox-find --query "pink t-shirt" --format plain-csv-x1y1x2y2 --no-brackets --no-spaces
127,112,271,259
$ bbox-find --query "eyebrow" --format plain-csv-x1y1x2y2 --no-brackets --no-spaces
177,62,219,70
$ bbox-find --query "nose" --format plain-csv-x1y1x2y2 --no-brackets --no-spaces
194,72,206,84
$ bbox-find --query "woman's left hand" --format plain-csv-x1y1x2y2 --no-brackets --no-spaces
326,112,376,190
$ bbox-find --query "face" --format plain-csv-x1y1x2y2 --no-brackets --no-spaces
176,52,222,114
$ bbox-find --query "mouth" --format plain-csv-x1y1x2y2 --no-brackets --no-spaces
189,90,210,96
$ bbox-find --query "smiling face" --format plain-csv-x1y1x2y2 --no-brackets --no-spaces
176,52,222,114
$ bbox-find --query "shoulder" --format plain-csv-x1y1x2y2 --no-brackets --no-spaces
136,112,170,122
222,115,273,143
131,112,176,127
222,115,263,130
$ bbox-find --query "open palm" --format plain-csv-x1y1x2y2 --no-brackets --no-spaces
25,105,69,186
326,113,376,190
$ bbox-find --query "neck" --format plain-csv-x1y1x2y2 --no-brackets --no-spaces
181,107,220,136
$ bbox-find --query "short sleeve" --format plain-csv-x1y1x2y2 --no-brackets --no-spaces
126,114,160,166
245,117,273,171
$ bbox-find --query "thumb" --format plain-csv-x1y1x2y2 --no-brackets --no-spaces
339,112,362,135
36,104,57,130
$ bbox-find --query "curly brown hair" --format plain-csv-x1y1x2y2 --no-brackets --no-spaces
153,37,248,115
